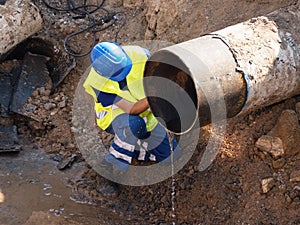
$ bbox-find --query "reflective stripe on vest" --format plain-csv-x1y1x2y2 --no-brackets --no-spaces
83,45,158,131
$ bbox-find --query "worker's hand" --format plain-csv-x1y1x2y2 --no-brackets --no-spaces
115,98,149,115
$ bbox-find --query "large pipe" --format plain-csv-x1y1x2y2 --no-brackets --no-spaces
144,4,300,135
0,0,43,57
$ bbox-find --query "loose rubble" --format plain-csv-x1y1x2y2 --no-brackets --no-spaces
290,171,300,182
255,135,284,159
261,177,275,193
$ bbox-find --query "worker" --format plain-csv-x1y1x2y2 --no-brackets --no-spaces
83,42,180,179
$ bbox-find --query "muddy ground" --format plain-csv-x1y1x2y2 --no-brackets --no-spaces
1,0,300,224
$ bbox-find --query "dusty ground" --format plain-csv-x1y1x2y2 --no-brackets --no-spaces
1,0,300,224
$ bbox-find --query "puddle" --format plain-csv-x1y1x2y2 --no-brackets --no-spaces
0,146,120,225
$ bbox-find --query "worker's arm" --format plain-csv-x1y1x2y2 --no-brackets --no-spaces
115,98,149,115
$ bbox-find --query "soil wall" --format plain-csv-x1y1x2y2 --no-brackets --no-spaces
124,0,298,42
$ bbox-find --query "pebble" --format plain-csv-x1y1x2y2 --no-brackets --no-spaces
255,135,284,159
272,158,286,169
54,95,61,101
58,100,66,108
28,120,45,131
261,177,275,193
285,194,292,203
38,87,46,95
41,96,49,101
44,103,56,110
290,171,300,182
31,90,39,98
50,109,59,116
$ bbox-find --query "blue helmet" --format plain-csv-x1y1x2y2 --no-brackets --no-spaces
90,42,132,82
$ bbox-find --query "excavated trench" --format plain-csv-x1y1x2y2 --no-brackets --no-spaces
1,1,300,225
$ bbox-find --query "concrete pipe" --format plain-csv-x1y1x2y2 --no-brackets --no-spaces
0,0,43,57
144,4,300,135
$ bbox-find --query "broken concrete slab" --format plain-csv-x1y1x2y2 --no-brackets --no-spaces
0,125,22,152
0,60,23,117
10,52,51,120
0,72,12,116
57,154,78,170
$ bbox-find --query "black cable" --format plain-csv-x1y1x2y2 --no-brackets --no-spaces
41,0,126,57
113,12,127,43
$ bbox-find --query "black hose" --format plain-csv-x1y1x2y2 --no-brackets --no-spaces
41,0,126,57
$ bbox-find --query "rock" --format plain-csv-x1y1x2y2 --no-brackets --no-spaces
31,90,39,98
28,120,45,131
44,103,56,111
0,190,4,203
58,100,66,108
269,110,300,156
57,154,77,170
295,102,300,120
261,177,275,193
255,135,284,159
290,171,300,182
272,158,286,169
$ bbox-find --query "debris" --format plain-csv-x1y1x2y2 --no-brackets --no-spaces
269,110,300,156
290,171,300,182
272,158,286,169
0,125,22,152
256,109,300,160
44,103,56,111
57,154,77,170
57,100,66,109
0,61,22,117
261,178,275,193
0,72,12,116
255,135,284,159
10,52,51,119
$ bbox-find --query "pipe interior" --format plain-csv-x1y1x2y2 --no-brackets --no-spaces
144,51,198,134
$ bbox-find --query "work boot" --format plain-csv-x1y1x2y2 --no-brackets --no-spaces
96,159,119,198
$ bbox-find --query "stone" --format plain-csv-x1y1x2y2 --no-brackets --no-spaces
44,103,56,111
28,121,45,131
290,171,300,182
255,135,284,159
58,100,66,108
269,110,300,156
261,177,275,193
272,158,286,169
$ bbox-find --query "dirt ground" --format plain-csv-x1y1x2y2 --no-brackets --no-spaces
1,0,300,224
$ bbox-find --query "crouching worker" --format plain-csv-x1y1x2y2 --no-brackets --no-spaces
83,42,179,180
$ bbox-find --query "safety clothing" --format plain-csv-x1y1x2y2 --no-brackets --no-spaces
105,114,179,172
84,45,158,132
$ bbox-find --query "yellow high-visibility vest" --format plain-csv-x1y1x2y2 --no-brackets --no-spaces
83,45,158,131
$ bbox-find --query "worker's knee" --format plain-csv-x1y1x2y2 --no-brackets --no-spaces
128,115,148,139
112,114,148,140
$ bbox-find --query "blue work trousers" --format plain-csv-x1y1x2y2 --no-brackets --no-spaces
104,114,179,172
